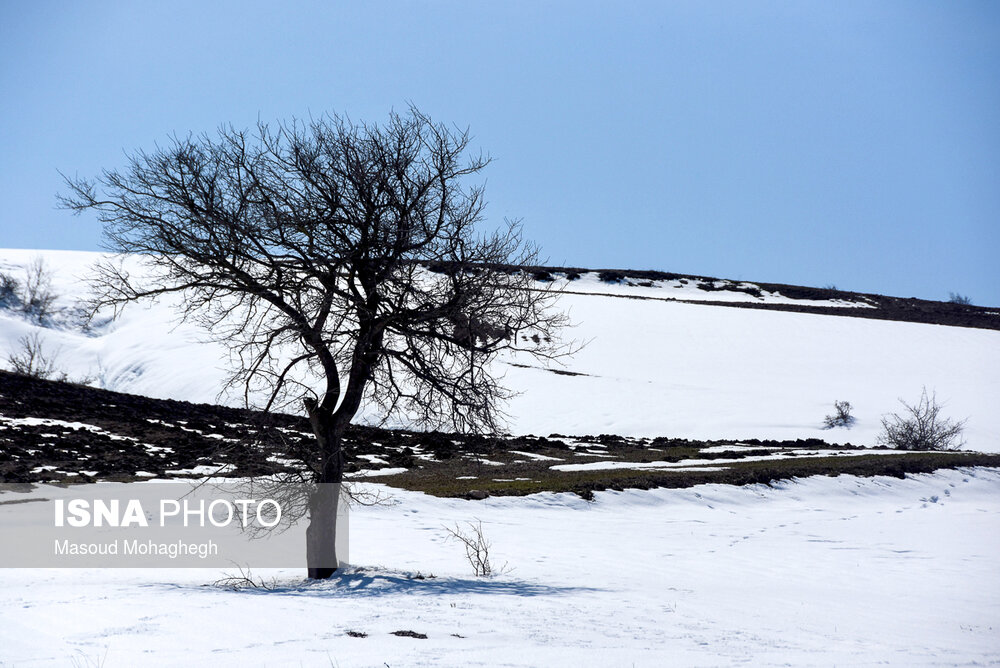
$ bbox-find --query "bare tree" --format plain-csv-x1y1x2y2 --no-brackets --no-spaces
60,108,571,578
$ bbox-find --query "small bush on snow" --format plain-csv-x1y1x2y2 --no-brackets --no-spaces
877,388,966,451
7,333,67,381
444,520,509,577
0,257,58,323
0,271,20,308
823,400,855,429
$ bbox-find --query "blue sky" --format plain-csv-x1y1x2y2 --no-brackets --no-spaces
1,1,997,304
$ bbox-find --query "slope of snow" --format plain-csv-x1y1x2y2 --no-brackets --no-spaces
1,249,997,451
0,469,997,666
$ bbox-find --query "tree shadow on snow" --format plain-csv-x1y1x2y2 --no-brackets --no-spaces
150,567,604,599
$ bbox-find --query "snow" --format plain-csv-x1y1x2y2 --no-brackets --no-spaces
508,450,564,461
163,464,237,476
549,449,912,472
2,249,1000,665
347,467,409,478
0,469,998,666
502,289,1000,450
0,415,138,442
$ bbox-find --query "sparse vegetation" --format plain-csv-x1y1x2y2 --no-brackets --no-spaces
7,333,66,381
823,400,855,429
0,271,20,308
443,520,507,577
212,566,277,591
948,292,972,305
0,257,58,323
877,388,966,451
21,256,57,323
69,648,109,668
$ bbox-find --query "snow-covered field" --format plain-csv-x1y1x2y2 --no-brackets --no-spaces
2,249,999,666
1,470,998,666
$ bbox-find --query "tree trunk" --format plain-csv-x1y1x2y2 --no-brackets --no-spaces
305,401,345,579
306,480,341,579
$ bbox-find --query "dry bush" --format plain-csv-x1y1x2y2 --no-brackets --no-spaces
0,271,20,308
21,256,57,323
444,520,508,577
877,388,966,451
0,257,57,323
7,332,66,381
823,400,855,429
212,566,277,591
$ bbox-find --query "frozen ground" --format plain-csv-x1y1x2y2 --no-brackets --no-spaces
1,469,998,666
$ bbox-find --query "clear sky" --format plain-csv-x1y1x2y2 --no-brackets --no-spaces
1,1,997,304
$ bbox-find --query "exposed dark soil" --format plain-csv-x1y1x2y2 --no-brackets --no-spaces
2,370,998,496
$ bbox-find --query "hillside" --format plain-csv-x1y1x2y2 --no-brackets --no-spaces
1,248,996,451
4,368,997,494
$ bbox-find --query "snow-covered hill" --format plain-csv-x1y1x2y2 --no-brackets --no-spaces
2,248,997,451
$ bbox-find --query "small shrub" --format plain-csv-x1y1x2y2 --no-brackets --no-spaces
0,271,20,308
948,292,972,306
564,271,581,281
7,332,66,381
21,256,57,323
877,388,966,451
212,566,277,591
823,400,855,429
0,257,57,322
443,520,508,577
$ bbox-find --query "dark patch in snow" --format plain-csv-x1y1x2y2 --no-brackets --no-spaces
391,630,428,639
